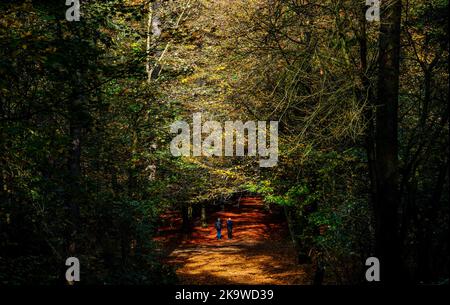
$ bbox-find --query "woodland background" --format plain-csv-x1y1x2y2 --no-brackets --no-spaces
0,0,448,284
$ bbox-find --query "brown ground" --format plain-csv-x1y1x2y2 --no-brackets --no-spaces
155,197,311,285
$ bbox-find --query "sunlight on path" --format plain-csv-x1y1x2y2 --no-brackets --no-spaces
153,0,311,285
164,198,310,285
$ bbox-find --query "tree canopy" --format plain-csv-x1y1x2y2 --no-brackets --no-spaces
0,0,448,285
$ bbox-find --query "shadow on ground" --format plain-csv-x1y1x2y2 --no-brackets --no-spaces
155,197,312,285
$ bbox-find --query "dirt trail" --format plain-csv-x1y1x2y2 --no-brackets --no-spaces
152,1,311,284
156,198,310,285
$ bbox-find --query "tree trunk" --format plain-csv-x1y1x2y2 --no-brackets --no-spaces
66,73,87,265
201,204,207,228
146,1,162,82
374,0,402,283
181,204,190,233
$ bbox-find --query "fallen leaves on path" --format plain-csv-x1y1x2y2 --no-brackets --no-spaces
156,198,311,285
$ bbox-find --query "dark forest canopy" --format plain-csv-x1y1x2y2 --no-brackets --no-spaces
0,0,448,285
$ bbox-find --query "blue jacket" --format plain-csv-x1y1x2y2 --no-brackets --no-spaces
227,220,233,229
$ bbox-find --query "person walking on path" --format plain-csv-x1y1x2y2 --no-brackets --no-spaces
215,218,222,240
227,218,233,239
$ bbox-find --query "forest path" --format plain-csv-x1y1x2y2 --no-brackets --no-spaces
158,198,310,284
155,0,310,284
